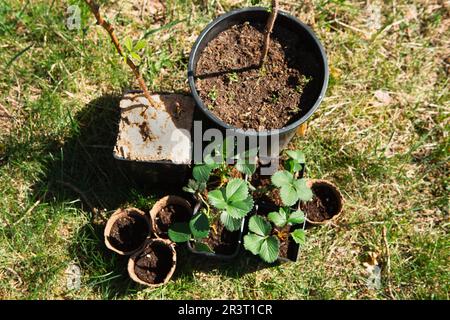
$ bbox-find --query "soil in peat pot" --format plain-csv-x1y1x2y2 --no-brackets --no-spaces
134,241,173,284
201,219,240,255
301,184,340,222
155,204,191,235
108,214,149,252
196,22,313,131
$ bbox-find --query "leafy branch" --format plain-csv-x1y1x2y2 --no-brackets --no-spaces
83,0,156,109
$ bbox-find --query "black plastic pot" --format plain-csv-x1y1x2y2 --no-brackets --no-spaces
186,202,245,260
188,7,329,156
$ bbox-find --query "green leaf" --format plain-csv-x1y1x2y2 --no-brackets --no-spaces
243,234,264,255
220,212,242,232
259,236,279,263
182,179,197,194
248,215,271,237
225,196,254,218
271,170,293,188
189,213,209,239
194,242,213,253
268,209,288,228
291,229,306,245
279,184,299,207
124,37,133,52
168,222,191,243
130,52,141,62
226,178,248,202
288,210,305,225
285,150,306,163
133,39,147,51
208,189,227,209
284,158,302,174
235,162,256,176
235,148,257,175
193,164,212,183
294,179,313,202
204,153,220,169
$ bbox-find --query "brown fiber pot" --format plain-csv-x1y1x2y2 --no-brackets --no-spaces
127,238,177,287
149,195,192,239
305,179,344,225
104,207,152,255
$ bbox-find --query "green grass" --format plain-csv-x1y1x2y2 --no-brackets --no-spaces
0,0,448,299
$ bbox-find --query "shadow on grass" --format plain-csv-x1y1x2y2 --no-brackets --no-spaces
32,94,283,298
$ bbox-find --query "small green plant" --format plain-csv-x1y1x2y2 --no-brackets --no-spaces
208,88,218,101
271,150,312,206
243,149,313,263
168,209,213,253
170,138,257,252
227,72,239,83
243,207,306,263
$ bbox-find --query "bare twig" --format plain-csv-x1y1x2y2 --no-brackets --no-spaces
382,226,396,299
260,0,279,66
83,0,156,109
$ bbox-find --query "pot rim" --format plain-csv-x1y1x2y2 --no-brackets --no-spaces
104,207,152,256
187,7,329,137
304,179,344,225
127,238,177,287
149,195,193,239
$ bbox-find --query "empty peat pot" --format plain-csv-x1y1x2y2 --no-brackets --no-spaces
303,179,344,224
128,238,177,287
104,208,151,255
188,7,329,154
150,195,192,239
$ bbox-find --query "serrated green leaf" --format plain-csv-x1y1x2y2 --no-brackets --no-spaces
271,170,293,188
248,215,271,237
279,184,299,207
268,210,288,228
288,210,305,225
294,179,313,202
284,158,303,173
168,222,191,243
243,234,264,255
189,212,209,239
259,236,279,263
134,39,146,51
235,162,256,176
226,178,248,202
124,37,133,52
194,242,213,253
285,150,306,163
208,189,227,209
204,153,220,169
291,229,306,245
226,196,254,218
193,164,212,183
220,211,242,232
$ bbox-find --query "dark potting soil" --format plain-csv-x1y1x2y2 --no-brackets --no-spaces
195,22,312,131
201,218,240,255
156,204,191,235
108,213,149,252
301,184,340,222
134,241,173,284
